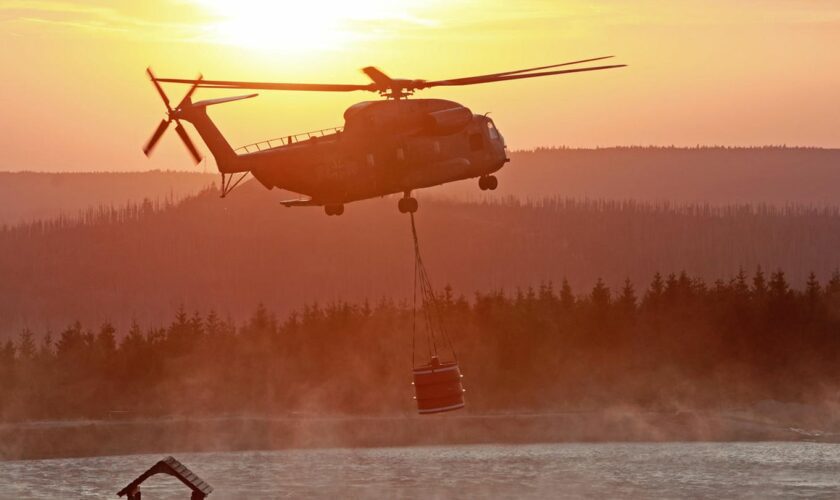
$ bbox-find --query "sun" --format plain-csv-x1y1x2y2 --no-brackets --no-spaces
192,0,413,53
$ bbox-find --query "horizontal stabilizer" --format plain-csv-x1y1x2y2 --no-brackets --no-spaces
191,94,258,108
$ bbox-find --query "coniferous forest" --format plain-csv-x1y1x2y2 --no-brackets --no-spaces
2,267,839,421
4,183,840,338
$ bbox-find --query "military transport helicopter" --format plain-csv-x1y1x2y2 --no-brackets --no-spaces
143,57,624,215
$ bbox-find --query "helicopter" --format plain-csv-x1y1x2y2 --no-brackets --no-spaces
143,57,625,215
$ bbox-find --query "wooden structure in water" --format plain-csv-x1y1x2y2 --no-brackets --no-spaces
117,456,213,500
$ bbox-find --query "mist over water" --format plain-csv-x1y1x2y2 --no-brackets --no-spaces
2,443,839,499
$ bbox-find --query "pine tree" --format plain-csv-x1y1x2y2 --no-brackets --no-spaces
0,340,15,368
752,266,767,298
769,269,791,299
121,320,145,352
733,267,749,297
538,281,556,305
56,321,86,358
591,278,611,310
805,271,822,305
38,332,54,360
205,310,221,337
618,278,637,311
95,323,117,358
560,278,575,310
189,311,205,339
644,272,665,307
17,329,36,360
826,269,840,296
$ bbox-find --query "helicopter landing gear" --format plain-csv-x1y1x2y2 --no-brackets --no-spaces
398,196,419,214
478,175,498,191
324,204,344,216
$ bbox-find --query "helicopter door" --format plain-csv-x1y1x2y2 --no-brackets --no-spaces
469,132,484,151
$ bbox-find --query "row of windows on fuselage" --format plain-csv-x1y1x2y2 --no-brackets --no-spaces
365,128,494,167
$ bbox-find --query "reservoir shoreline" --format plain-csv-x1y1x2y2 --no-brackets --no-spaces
3,409,838,461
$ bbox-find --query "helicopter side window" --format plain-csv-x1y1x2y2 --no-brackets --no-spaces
469,133,484,151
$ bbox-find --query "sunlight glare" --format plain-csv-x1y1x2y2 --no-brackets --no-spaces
192,0,423,53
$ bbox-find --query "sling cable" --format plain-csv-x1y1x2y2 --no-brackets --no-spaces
409,212,465,414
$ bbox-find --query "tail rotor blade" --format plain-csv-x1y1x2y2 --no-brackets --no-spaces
146,67,172,113
143,119,170,156
174,121,202,164
177,74,204,108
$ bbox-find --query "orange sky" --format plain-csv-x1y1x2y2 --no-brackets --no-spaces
0,0,839,171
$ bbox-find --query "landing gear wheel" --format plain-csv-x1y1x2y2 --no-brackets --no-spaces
479,175,498,191
398,197,419,214
325,204,344,216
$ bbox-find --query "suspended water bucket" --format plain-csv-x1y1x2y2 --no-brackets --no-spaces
412,356,465,414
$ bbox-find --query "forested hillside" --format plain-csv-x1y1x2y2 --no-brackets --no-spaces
440,147,840,205
3,147,840,226
2,183,840,338
0,171,213,225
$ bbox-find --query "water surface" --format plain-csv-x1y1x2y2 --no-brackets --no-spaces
2,442,839,499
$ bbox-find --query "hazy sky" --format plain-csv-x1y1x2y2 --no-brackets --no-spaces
0,0,838,171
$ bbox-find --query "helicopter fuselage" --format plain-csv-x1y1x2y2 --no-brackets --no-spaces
219,99,509,207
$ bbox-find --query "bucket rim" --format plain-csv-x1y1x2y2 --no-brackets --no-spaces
413,362,460,375
417,402,465,414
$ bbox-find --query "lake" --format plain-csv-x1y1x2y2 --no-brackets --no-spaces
2,442,839,499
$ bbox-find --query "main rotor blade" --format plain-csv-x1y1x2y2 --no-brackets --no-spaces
174,122,202,164
146,67,172,113
361,67,393,86
424,64,627,88
192,93,258,108
143,119,170,157
437,56,615,85
156,77,375,93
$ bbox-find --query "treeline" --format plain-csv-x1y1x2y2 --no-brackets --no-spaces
6,191,840,236
2,268,840,420
4,185,840,338
3,197,176,236
435,146,840,205
0,170,213,226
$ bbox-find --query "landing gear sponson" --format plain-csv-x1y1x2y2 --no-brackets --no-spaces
323,196,417,216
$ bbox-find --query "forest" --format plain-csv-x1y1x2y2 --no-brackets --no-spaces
3,182,840,337
0,170,212,225
437,146,840,205
1,267,839,421
5,147,840,226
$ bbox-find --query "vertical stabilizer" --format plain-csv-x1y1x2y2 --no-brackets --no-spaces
178,101,243,173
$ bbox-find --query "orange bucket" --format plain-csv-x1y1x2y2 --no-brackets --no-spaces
412,356,465,414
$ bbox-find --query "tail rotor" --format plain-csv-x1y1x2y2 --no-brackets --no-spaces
143,68,204,164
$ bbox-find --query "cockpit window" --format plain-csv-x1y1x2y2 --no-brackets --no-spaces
487,121,500,140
